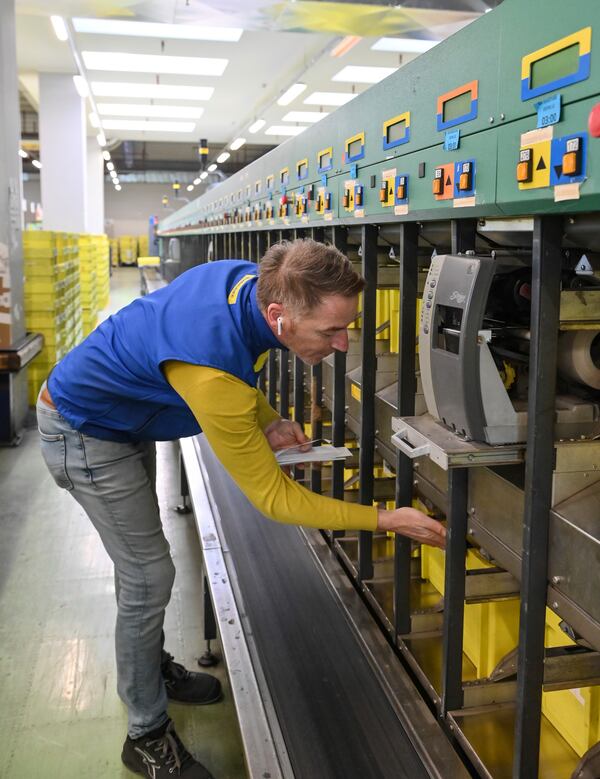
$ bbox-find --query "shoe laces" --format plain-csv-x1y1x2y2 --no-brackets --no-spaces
162,652,190,683
146,721,194,775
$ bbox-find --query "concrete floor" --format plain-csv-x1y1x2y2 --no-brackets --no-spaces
0,267,247,778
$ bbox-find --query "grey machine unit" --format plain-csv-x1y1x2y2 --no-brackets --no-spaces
419,254,600,445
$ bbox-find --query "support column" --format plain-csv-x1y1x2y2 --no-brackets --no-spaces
39,73,87,232
86,144,104,234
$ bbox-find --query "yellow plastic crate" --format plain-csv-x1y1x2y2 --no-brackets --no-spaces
542,610,600,757
25,310,67,330
421,546,520,678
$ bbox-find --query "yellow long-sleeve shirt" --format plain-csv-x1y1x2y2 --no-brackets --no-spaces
164,360,378,533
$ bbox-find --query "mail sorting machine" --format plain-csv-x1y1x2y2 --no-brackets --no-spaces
159,0,600,775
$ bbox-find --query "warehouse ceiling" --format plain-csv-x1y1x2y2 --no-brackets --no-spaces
15,0,500,176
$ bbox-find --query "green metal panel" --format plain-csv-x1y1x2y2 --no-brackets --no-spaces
159,0,600,236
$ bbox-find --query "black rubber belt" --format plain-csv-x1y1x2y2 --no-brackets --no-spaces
198,438,431,779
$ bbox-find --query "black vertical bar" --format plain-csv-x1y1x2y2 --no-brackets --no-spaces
257,231,267,263
246,230,252,261
203,576,217,642
451,219,477,254
331,226,349,507
294,357,304,428
227,231,232,258
358,224,378,581
394,222,419,636
513,216,562,779
311,226,325,244
268,351,278,408
279,350,290,419
310,362,323,494
440,467,468,713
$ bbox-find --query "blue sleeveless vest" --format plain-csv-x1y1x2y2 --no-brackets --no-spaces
48,260,281,442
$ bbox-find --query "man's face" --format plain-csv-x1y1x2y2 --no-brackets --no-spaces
283,294,358,365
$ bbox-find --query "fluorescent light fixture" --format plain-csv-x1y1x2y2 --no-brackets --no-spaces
89,112,100,128
330,35,361,58
264,125,307,136
207,163,217,172
32,159,42,169
229,137,246,151
371,37,439,53
51,15,68,42
186,184,194,192
73,75,89,97
200,171,208,180
97,103,204,119
277,83,307,106
91,82,214,101
106,161,115,171
282,111,328,123
73,18,243,42
113,178,119,184
193,178,201,185
248,119,266,134
115,184,122,191
96,131,107,146
109,170,117,178
18,149,29,158
332,65,397,83
216,152,230,163
102,150,111,161
101,119,196,133
82,51,228,77
304,91,357,106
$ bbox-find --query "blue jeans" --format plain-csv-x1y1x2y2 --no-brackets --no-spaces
36,389,175,738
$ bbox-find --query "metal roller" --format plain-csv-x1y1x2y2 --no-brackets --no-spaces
557,330,600,390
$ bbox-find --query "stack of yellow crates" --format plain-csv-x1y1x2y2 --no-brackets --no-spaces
119,235,137,266
109,238,119,267
137,234,149,257
77,235,99,337
95,234,110,310
23,230,82,405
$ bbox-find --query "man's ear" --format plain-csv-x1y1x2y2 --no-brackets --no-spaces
265,302,284,331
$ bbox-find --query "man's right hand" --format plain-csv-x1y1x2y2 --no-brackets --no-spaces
377,507,446,549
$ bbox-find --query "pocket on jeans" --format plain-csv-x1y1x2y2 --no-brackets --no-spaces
39,430,74,491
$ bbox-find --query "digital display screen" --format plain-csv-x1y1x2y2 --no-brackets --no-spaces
347,138,363,158
531,43,579,89
267,176,274,189
297,161,307,178
280,170,289,184
386,119,407,144
319,151,332,169
442,91,472,123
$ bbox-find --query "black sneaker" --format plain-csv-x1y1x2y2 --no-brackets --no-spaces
161,651,222,705
122,719,215,778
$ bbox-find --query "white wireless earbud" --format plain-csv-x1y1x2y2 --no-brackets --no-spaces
277,316,283,336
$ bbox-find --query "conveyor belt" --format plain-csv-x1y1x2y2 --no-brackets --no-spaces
192,435,469,779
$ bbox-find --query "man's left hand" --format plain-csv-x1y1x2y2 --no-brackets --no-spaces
264,419,310,453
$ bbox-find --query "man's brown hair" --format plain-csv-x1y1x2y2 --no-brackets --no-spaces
256,238,364,314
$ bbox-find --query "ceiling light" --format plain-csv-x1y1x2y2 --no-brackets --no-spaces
109,170,117,178
106,161,114,171
91,82,214,101
82,51,228,77
18,149,28,158
277,83,307,106
73,18,243,42
186,184,194,192
282,111,328,123
216,152,230,163
371,37,439,53
73,75,89,98
89,112,100,128
113,177,119,184
97,103,204,119
115,184,122,191
101,119,196,133
332,65,397,84
96,131,107,146
32,159,42,169
248,119,266,134
50,15,68,42
304,91,357,106
207,163,217,172
102,150,111,161
264,125,307,136
330,35,362,58
229,138,246,151
200,171,208,180
193,178,201,185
